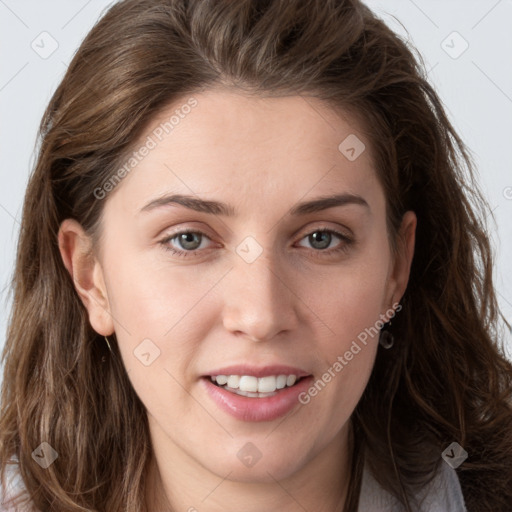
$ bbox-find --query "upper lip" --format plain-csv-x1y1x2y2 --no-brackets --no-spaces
204,364,311,378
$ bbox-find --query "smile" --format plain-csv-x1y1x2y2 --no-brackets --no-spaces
210,374,302,396
202,373,313,422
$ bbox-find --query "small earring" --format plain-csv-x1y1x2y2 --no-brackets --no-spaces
102,336,113,363
379,322,394,349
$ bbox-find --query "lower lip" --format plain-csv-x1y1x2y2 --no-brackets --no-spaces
201,376,313,422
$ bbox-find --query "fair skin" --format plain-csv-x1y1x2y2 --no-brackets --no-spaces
58,89,416,512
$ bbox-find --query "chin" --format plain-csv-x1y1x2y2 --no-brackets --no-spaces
207,449,307,483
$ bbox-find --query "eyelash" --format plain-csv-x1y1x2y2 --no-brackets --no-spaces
159,228,354,259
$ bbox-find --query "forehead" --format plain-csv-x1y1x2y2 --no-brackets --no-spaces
106,88,381,215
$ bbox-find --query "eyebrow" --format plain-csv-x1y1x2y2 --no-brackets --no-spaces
139,192,370,216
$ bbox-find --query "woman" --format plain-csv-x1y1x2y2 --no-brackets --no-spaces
1,0,511,510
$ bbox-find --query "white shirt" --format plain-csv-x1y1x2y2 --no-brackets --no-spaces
358,460,467,511
1,463,28,512
1,458,467,511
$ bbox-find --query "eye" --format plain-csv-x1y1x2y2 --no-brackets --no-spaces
159,229,213,257
296,228,353,255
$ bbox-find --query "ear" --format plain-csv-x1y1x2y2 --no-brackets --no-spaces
58,218,114,336
385,210,416,310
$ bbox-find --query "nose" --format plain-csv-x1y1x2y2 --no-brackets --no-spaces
221,250,299,342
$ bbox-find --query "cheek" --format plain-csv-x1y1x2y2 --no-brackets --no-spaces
305,247,391,352
101,251,213,388
104,246,222,339
296,239,390,412
296,275,383,440
305,278,382,402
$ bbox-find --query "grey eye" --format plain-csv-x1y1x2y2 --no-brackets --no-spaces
176,232,203,250
308,231,333,250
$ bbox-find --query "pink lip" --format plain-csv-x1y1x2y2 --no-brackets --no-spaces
204,364,310,378
201,375,313,422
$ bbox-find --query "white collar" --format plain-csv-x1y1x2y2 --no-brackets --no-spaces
357,460,467,511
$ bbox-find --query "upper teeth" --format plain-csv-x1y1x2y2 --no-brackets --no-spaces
211,374,298,393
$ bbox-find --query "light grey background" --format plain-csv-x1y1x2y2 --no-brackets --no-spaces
1,0,511,386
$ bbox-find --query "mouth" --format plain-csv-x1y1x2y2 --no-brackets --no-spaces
200,365,314,421
206,374,310,398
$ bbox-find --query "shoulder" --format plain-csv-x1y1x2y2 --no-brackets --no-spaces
0,461,37,512
357,459,467,512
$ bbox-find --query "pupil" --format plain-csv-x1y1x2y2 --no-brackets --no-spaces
180,232,201,250
311,231,330,249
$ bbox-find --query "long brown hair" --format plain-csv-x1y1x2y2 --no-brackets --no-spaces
1,0,511,510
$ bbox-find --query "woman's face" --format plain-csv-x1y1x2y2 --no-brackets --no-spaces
61,89,415,485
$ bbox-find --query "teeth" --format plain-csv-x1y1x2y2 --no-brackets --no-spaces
215,375,228,385
239,375,258,392
258,376,277,393
286,375,297,387
211,374,300,393
276,375,287,389
227,375,240,388
225,388,278,398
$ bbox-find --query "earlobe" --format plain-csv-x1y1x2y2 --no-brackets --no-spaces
58,219,114,336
